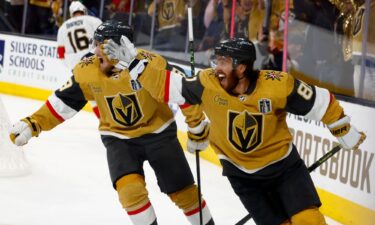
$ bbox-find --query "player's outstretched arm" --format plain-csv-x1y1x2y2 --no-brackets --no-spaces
9,117,41,146
9,73,89,146
285,75,366,151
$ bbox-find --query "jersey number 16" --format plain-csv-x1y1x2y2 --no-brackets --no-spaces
68,28,89,53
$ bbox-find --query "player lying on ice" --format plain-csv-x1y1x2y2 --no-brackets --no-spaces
101,36,366,225
9,20,214,225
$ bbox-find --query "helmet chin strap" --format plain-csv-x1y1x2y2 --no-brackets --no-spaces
232,60,247,81
230,65,249,95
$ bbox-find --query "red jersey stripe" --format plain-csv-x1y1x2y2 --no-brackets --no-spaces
164,70,171,103
46,100,65,122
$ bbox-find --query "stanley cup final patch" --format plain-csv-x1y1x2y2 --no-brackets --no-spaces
258,98,272,114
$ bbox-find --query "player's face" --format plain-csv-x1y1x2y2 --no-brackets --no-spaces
213,55,238,92
94,41,113,74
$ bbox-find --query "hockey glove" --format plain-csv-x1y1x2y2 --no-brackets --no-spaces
328,115,366,150
9,117,41,146
187,120,210,153
102,35,137,70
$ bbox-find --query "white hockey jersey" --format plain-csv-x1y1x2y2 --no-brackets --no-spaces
57,15,102,70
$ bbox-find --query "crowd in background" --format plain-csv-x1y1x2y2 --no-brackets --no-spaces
0,0,374,103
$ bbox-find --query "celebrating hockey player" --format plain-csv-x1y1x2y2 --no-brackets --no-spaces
9,20,214,225
102,37,367,225
57,1,102,70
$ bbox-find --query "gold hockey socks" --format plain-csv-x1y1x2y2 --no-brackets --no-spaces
290,207,327,225
116,174,156,225
169,184,214,225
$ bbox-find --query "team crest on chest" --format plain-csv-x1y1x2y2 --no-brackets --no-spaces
264,71,283,81
162,2,175,20
258,98,272,114
105,93,143,126
228,110,264,153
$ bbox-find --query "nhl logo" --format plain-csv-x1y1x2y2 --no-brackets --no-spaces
258,98,272,114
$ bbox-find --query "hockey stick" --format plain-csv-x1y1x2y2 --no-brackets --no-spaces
188,5,203,225
235,145,342,225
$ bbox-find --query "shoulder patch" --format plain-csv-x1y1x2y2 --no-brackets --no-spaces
264,71,284,81
78,56,95,68
139,50,157,61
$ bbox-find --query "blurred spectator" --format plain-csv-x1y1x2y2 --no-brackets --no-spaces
105,0,140,41
256,0,294,70
283,17,318,82
352,1,375,100
106,0,137,19
331,0,375,100
304,0,354,95
197,0,225,51
4,0,24,32
293,0,316,23
57,1,102,70
147,0,186,51
229,0,254,39
26,0,55,35
51,0,63,28
80,0,101,17
110,0,136,13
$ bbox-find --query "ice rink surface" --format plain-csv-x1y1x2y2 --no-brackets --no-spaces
0,94,341,225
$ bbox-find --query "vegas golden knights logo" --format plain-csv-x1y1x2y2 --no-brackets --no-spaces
162,2,175,21
228,111,263,153
106,93,143,126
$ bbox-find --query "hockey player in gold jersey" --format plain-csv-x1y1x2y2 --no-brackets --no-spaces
102,37,367,225
8,21,214,225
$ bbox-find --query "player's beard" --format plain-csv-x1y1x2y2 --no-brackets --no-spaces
216,69,243,94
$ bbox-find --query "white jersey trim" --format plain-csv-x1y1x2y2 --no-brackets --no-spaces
169,71,186,105
99,118,175,139
218,142,293,174
188,119,208,134
304,86,330,121
48,93,78,120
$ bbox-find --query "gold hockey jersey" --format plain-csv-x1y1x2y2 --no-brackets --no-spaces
147,0,186,30
29,49,204,139
139,67,344,173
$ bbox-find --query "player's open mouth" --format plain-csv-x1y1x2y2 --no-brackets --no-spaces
217,73,225,82
99,57,104,64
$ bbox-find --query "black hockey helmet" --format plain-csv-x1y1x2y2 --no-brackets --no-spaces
214,38,256,65
94,20,133,45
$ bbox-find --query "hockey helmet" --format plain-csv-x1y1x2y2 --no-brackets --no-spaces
94,20,134,45
69,1,87,17
214,38,256,65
